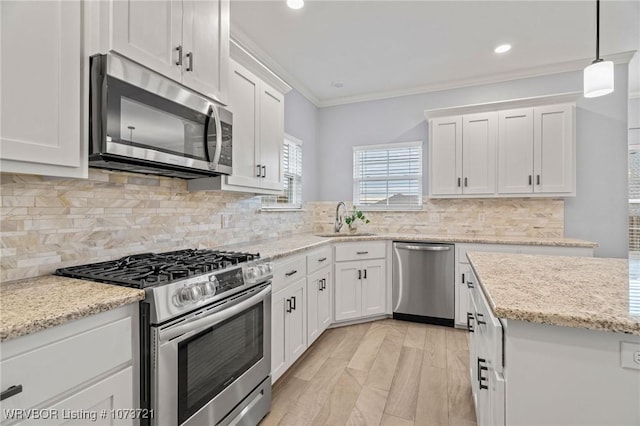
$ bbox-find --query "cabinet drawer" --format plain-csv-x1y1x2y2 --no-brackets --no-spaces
335,242,386,262
0,316,132,418
307,247,332,274
273,255,307,293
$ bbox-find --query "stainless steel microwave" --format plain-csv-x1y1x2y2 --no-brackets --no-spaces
89,54,232,179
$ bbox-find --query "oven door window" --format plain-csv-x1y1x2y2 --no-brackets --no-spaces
106,76,210,161
177,303,264,424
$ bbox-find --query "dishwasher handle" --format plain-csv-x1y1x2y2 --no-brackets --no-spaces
394,243,451,252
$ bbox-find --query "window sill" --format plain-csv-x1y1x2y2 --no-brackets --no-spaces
355,206,423,212
259,207,305,212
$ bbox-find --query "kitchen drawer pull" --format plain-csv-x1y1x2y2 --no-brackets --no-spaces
466,281,474,289
186,52,193,72
285,270,297,277
356,251,369,255
285,298,292,313
256,164,262,177
467,312,475,332
476,313,486,325
318,257,327,262
291,296,296,311
0,385,23,401
175,45,183,66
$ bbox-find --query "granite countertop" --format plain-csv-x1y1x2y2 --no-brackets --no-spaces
0,275,145,342
467,252,640,335
227,232,597,261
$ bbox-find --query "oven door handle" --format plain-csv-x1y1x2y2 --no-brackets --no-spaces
159,286,271,343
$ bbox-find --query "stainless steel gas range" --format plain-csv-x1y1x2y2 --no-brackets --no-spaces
57,249,274,426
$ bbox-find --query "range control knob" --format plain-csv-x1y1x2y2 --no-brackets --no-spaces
199,275,219,298
176,284,203,306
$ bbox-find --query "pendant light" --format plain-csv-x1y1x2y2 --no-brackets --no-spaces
584,0,614,98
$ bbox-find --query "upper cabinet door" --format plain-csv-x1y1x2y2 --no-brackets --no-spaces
430,116,463,195
462,112,497,195
181,0,229,105
0,0,84,177
497,108,534,194
259,83,285,191
533,104,575,194
111,0,183,82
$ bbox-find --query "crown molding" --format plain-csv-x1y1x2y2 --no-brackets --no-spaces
230,28,320,106
229,40,292,95
318,50,637,107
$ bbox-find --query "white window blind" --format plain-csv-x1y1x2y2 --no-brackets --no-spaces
261,135,302,209
353,141,422,210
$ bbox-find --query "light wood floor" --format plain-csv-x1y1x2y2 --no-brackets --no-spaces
260,319,477,426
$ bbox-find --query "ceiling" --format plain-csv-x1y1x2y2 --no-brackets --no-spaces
230,0,640,107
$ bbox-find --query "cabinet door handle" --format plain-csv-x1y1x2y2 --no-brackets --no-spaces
285,270,297,277
285,298,292,313
291,296,296,311
256,164,262,177
356,251,368,255
363,269,367,279
0,385,23,401
358,269,362,280
528,175,532,185
457,177,461,187
537,174,541,185
467,312,475,332
464,177,468,187
318,257,327,262
175,45,183,66
476,312,486,325
466,280,474,289
478,358,489,389
318,279,323,291
323,278,327,290
461,273,465,284
262,165,266,178
186,52,193,72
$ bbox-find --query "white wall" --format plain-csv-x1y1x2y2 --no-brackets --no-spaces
284,88,319,202
316,65,630,258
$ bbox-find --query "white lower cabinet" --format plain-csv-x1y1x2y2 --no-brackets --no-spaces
454,243,594,328
0,305,137,425
334,241,387,322
306,267,331,346
271,278,306,383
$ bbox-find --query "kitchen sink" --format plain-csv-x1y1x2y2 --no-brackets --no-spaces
315,232,376,237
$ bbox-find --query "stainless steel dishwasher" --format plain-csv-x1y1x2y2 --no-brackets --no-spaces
392,242,455,326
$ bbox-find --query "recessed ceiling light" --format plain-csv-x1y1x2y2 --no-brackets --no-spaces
494,44,512,54
331,81,344,88
287,0,304,9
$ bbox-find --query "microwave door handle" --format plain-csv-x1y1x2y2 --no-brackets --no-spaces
208,104,223,168
159,286,271,343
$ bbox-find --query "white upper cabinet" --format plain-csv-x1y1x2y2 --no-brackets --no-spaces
533,104,574,194
110,0,229,105
462,112,497,195
259,84,285,191
0,0,87,178
427,96,576,198
429,112,496,196
497,104,575,196
498,108,534,194
429,116,463,196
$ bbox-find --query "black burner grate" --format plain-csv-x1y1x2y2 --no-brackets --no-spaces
55,249,260,288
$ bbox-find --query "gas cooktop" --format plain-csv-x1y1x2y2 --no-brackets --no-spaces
55,248,260,288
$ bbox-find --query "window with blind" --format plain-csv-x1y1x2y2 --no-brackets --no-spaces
353,141,423,210
261,135,302,209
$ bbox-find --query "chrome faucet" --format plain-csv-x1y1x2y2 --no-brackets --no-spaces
335,201,347,233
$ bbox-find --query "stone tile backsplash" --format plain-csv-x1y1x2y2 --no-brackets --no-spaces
0,170,313,282
1,170,563,282
309,199,564,237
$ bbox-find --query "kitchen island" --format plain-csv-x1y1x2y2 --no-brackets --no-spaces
467,252,640,426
